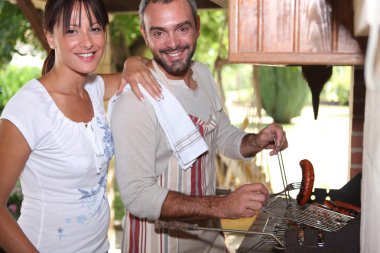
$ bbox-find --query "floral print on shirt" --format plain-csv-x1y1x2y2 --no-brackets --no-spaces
97,116,114,161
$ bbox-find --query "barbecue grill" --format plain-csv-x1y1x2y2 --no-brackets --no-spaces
237,172,361,252
155,173,361,253
237,198,360,252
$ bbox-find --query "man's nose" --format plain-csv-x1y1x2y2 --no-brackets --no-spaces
166,33,180,49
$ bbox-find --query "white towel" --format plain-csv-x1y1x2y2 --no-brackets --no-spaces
108,84,208,170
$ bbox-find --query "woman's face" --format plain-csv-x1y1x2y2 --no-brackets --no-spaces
46,3,106,75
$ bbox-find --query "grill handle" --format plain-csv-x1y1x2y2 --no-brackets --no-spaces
155,220,285,248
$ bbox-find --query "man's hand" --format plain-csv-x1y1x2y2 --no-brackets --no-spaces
241,123,288,157
120,56,162,101
255,123,288,155
216,183,268,219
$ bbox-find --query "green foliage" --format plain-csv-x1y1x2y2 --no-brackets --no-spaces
222,64,253,92
0,1,41,69
7,191,23,220
194,10,228,71
320,66,352,105
109,13,141,49
259,66,309,123
0,66,40,112
113,178,125,221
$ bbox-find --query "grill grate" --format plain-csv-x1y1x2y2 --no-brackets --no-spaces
238,215,287,253
263,198,354,232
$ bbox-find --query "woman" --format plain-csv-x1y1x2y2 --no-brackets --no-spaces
0,0,159,252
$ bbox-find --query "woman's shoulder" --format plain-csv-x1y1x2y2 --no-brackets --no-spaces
4,79,46,108
1,79,52,149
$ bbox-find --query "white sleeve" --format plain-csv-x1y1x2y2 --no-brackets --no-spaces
111,91,169,220
1,83,47,149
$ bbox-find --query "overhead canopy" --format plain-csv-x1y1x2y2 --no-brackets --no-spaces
15,0,223,51
28,0,222,13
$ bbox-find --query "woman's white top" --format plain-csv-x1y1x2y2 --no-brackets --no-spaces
1,75,113,253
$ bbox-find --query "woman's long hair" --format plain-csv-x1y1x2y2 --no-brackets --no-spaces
41,0,109,75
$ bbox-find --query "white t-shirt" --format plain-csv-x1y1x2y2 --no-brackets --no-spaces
1,75,113,253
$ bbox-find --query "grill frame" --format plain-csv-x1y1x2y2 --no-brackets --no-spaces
238,173,362,252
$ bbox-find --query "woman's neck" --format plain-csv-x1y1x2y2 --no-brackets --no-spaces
40,67,88,96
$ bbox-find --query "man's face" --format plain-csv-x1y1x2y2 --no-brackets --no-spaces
141,0,199,77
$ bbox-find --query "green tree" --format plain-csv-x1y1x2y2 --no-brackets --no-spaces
0,66,40,112
0,0,41,70
320,66,352,105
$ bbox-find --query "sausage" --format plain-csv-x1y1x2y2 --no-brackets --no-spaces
323,200,358,216
334,200,361,213
296,159,315,206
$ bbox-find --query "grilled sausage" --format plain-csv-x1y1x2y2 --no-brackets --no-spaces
323,200,358,216
296,159,315,206
334,200,361,213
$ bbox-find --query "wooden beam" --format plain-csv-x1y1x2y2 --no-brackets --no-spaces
104,0,221,13
16,0,49,52
18,0,221,51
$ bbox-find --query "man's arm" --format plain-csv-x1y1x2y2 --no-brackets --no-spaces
160,183,268,220
111,91,269,221
111,91,169,220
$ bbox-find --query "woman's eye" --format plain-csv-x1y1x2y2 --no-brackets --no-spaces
91,27,102,32
65,29,76,34
91,24,103,32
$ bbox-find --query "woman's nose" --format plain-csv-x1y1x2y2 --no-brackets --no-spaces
80,32,93,49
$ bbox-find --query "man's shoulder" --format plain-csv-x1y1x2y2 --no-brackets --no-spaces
109,90,156,123
111,91,151,113
192,61,212,73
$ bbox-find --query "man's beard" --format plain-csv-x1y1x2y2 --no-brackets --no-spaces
153,43,196,76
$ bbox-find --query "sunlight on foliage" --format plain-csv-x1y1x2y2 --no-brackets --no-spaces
0,66,40,112
0,1,41,69
320,66,352,105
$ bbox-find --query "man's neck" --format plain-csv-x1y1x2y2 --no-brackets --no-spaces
150,61,197,90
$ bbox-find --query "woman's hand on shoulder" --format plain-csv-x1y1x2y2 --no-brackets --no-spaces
120,56,162,102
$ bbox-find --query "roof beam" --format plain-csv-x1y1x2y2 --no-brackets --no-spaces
104,0,221,13
16,0,222,52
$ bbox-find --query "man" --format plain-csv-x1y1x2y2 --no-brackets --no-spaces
110,0,288,252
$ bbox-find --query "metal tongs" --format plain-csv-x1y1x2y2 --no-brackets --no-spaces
273,136,291,206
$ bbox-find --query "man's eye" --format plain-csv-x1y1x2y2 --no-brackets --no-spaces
153,31,163,37
180,27,189,32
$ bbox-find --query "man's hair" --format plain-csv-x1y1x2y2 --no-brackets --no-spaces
139,0,198,30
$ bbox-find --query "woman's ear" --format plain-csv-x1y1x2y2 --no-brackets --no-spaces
45,31,55,49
